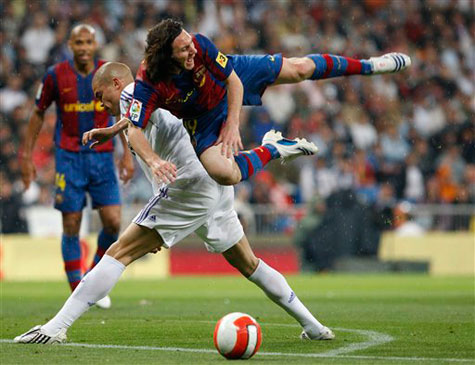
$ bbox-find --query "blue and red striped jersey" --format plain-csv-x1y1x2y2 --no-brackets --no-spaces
127,33,233,129
36,59,114,152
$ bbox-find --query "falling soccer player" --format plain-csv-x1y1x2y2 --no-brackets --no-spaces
88,18,410,188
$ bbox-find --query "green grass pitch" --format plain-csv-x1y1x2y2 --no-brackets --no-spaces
1,275,474,364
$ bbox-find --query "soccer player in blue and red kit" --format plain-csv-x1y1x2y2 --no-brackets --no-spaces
89,19,410,187
20,25,134,304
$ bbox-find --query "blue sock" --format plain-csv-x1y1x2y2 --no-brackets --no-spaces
61,234,82,290
90,229,118,269
307,54,372,80
234,145,279,181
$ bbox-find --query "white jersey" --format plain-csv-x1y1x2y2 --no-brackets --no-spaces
120,83,207,194
119,83,243,253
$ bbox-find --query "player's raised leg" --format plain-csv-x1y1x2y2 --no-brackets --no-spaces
275,52,411,84
222,235,334,340
14,223,163,344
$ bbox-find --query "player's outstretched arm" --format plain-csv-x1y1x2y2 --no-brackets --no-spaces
216,70,244,158
82,117,130,148
127,123,177,184
20,107,45,190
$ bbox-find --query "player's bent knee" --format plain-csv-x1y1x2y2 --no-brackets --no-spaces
200,146,241,185
281,57,313,82
102,219,121,235
62,213,82,235
300,59,314,79
99,206,122,235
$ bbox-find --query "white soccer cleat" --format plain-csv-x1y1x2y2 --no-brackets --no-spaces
262,130,318,163
369,52,411,74
95,295,112,309
300,326,335,340
14,325,67,344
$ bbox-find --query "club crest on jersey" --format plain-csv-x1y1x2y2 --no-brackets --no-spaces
129,99,142,122
216,52,228,68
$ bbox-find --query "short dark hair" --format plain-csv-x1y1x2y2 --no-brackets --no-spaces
144,19,183,83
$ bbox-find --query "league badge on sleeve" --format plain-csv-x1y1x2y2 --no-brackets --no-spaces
129,99,143,122
216,52,228,68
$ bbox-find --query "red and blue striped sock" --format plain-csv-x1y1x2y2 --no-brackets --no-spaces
234,144,279,181
89,229,118,271
61,234,82,291
307,54,372,80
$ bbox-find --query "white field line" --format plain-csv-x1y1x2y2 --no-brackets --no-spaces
1,339,473,363
318,327,393,356
2,322,472,363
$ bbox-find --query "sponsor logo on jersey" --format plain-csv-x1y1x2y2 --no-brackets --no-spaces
216,51,228,68
63,101,104,113
129,99,143,122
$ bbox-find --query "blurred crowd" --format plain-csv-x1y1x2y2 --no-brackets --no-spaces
1,0,474,235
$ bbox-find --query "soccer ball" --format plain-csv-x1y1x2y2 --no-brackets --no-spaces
213,312,262,360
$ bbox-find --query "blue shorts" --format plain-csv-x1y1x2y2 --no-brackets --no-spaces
231,53,283,105
188,54,283,156
54,148,121,212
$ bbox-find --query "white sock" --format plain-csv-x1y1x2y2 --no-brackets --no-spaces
248,259,324,337
42,255,125,335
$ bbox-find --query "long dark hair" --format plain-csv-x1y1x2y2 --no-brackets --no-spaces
144,19,183,83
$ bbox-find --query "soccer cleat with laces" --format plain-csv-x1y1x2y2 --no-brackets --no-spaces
369,52,411,74
14,325,67,344
262,130,318,163
300,326,335,340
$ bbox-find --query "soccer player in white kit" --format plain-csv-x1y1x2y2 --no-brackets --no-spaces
14,62,334,344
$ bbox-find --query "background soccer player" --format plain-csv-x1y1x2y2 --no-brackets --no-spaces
124,19,410,186
20,24,134,303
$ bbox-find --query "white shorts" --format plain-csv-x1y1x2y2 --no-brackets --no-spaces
132,175,244,253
